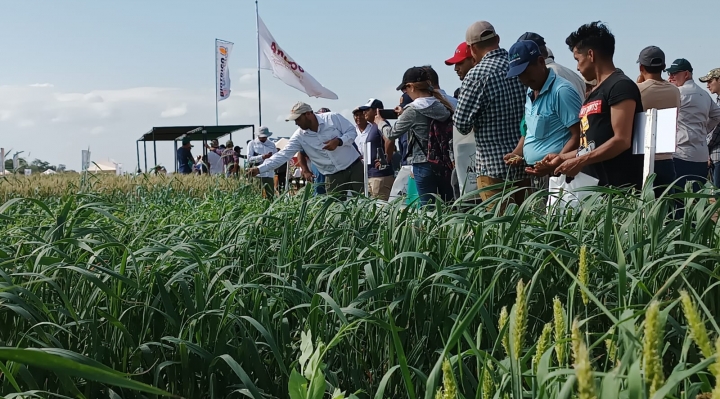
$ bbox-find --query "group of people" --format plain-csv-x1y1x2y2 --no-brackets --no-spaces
240,19,720,209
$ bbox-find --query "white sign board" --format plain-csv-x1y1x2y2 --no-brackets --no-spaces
633,108,677,155
81,150,91,172
24,169,31,176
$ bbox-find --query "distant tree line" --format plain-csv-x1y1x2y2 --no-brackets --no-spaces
4,157,67,173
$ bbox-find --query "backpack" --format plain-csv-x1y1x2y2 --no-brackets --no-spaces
426,116,455,178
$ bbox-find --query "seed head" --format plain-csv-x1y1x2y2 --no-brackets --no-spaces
437,358,457,399
554,296,566,365
643,301,665,397
482,361,495,399
680,290,713,358
710,337,720,399
533,323,553,373
578,245,589,306
572,320,596,399
499,306,510,357
513,279,528,361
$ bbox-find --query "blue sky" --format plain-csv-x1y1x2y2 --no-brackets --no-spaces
1,0,718,171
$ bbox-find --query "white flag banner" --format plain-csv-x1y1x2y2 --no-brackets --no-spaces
216,39,234,102
257,16,338,100
0,148,5,174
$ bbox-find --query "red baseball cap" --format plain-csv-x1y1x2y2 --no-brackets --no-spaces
445,42,472,65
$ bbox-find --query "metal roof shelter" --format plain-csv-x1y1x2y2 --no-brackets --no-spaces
135,125,254,173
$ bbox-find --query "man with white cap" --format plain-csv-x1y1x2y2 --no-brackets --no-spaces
247,102,363,196
247,126,278,199
454,20,529,207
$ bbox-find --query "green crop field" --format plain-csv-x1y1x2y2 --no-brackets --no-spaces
1,174,720,399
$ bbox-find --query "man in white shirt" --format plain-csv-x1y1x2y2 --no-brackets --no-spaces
352,107,375,159
206,139,223,175
517,32,585,98
247,102,363,196
666,58,720,192
247,126,278,199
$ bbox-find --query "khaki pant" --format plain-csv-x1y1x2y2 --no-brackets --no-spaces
477,175,531,212
368,175,395,201
325,159,364,197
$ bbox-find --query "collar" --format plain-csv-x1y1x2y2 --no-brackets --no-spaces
356,124,371,134
545,58,555,66
527,69,557,99
483,48,507,61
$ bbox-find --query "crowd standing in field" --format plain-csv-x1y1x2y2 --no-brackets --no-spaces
238,20,720,211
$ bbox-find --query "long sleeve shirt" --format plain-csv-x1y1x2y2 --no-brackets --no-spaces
246,139,277,178
675,80,720,163
257,112,360,175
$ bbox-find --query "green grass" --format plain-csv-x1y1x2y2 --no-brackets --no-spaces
1,174,720,399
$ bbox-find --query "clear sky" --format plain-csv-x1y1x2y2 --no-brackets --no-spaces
1,0,718,171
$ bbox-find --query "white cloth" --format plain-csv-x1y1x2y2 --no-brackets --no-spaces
675,79,720,162
354,123,375,159
208,151,223,175
258,112,360,176
545,59,585,99
247,138,278,178
257,16,338,99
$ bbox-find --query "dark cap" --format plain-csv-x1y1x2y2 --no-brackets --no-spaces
507,40,542,78
400,92,412,107
396,66,431,91
181,137,192,146
665,58,693,73
358,98,384,110
517,32,546,48
637,46,665,67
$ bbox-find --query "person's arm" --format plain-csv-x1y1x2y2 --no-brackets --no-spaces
556,99,636,176
708,99,720,132
504,136,525,164
556,86,583,154
257,133,302,174
561,123,582,154
453,74,490,134
377,121,396,160
297,152,311,173
333,114,358,147
385,107,417,140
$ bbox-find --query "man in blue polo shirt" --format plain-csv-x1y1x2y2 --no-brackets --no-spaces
503,40,582,189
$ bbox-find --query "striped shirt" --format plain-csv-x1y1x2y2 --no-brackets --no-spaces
453,48,528,180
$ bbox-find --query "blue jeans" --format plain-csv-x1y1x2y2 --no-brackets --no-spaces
311,163,326,196
412,162,454,207
653,159,676,198
711,161,720,190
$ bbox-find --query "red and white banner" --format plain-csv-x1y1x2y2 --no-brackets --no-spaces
257,16,338,100
216,39,233,102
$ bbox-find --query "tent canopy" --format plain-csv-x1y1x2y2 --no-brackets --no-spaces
137,125,254,142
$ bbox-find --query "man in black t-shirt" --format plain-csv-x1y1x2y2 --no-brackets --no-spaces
539,21,643,189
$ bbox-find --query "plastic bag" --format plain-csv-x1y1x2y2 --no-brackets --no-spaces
389,165,412,202
547,172,599,209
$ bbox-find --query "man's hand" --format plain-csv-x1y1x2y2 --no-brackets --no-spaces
302,170,314,182
262,152,273,159
394,106,404,116
525,162,554,176
503,152,524,165
246,167,260,177
374,112,386,127
554,156,587,177
322,138,341,151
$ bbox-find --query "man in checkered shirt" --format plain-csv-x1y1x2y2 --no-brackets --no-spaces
454,21,530,206
700,68,720,189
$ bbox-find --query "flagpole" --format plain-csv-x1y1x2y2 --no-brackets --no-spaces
255,0,262,130
214,39,219,126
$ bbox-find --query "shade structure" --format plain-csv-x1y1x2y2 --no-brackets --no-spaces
135,124,255,173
